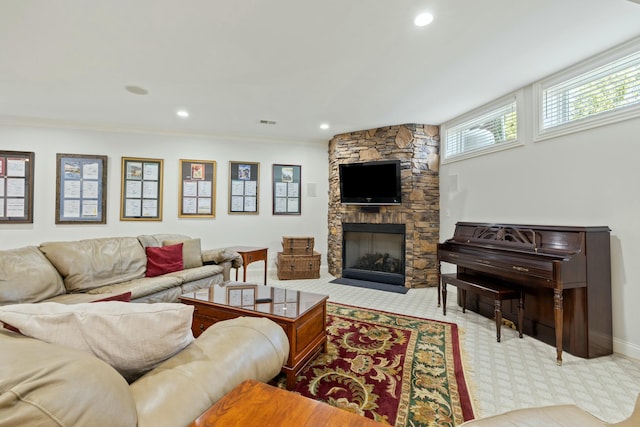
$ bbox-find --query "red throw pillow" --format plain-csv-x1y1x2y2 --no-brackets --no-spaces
2,321,21,334
145,243,184,277
92,292,132,303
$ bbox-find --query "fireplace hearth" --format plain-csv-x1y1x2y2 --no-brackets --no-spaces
342,223,406,286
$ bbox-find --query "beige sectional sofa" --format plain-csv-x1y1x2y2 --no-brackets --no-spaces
0,233,242,305
0,315,289,427
0,234,289,427
460,394,640,426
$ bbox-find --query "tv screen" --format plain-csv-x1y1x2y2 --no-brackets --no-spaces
339,160,402,205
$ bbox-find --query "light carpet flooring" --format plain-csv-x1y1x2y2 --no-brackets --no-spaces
243,268,640,423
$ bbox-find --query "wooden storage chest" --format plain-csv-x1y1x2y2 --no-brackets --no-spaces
281,236,315,256
277,251,321,280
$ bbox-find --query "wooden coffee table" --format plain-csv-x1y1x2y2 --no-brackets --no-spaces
189,379,384,427
179,282,328,390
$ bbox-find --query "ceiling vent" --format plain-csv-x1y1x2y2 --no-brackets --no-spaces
259,119,277,125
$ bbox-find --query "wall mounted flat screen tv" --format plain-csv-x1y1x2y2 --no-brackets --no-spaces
339,160,402,205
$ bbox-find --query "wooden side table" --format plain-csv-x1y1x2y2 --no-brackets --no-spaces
226,246,268,285
189,380,385,427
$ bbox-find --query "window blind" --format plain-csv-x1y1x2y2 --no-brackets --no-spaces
444,99,517,159
542,50,640,130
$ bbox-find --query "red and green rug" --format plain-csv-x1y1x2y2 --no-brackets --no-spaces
275,302,475,426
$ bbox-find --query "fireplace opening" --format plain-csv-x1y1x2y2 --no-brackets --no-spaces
342,223,406,286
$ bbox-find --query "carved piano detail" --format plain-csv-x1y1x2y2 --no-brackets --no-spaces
438,222,612,364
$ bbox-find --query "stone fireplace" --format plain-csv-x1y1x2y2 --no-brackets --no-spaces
328,124,440,289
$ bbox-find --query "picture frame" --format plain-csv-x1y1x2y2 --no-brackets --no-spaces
179,159,216,218
55,153,107,224
120,157,164,221
226,284,257,307
228,161,259,214
272,164,301,215
0,150,35,224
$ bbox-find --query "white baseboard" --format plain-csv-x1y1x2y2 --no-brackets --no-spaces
614,337,640,361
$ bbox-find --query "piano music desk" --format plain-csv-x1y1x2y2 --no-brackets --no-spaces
441,273,524,343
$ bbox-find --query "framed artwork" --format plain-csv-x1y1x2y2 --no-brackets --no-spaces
0,150,35,223
226,284,257,307
228,161,259,214
272,164,301,215
179,159,216,218
120,157,164,221
55,153,107,224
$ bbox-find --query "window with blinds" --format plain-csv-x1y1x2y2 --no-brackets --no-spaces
443,95,520,162
538,43,640,138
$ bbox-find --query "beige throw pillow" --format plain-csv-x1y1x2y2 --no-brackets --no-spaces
0,302,195,382
163,238,203,269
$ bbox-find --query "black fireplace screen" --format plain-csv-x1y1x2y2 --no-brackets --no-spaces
342,223,405,285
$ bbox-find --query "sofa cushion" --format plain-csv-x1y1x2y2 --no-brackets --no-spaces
163,238,204,269
44,290,135,304
165,264,224,284
146,243,184,277
0,329,137,427
0,246,66,305
0,302,195,382
39,236,147,292
92,291,132,302
86,275,183,300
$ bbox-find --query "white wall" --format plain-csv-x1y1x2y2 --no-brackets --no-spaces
439,115,640,359
0,124,329,270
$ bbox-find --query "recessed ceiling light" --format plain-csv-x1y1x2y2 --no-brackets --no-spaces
125,85,149,95
320,123,330,130
414,12,434,27
176,110,189,118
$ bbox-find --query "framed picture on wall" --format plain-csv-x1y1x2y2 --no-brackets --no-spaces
228,161,259,214
179,159,216,218
0,150,35,224
55,153,107,224
272,164,301,215
120,157,164,221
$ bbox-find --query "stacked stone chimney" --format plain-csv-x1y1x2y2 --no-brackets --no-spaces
327,124,440,288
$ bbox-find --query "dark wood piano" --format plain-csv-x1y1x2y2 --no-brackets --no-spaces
437,222,612,365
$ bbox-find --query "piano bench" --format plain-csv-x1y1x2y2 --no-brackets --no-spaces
441,273,524,343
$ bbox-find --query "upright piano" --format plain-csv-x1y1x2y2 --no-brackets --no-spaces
437,222,612,364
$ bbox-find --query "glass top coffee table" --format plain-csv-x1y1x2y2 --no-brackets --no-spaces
179,282,328,390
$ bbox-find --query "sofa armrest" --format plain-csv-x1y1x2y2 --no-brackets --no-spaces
130,316,288,427
202,248,243,269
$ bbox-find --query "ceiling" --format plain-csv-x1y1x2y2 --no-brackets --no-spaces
1,0,640,143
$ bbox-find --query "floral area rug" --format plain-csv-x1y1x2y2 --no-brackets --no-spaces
274,302,475,426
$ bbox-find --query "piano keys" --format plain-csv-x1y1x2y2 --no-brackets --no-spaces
437,222,612,364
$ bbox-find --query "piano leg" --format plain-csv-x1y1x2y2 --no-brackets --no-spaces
442,280,447,315
437,261,442,307
518,293,524,339
494,300,502,342
554,288,564,365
